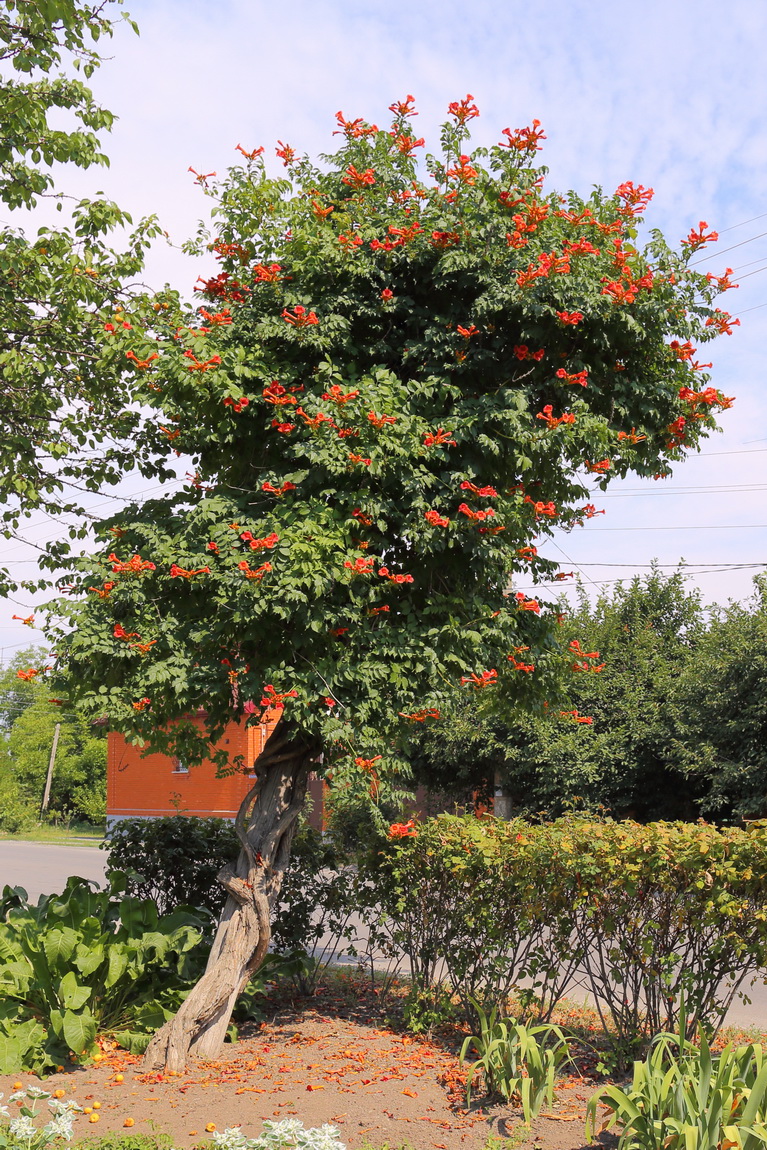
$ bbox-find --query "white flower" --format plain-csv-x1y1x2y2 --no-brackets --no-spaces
9,1114,38,1139
43,1113,76,1141
47,1099,81,1116
212,1129,250,1150
25,1088,50,1100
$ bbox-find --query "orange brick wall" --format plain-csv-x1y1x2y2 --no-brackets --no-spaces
107,714,324,827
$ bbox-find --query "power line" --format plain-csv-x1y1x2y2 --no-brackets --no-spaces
582,523,767,531
689,229,767,266
720,211,767,235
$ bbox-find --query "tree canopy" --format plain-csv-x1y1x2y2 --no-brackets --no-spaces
0,0,162,589
46,96,737,781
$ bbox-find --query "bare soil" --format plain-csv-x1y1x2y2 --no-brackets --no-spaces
0,972,695,1150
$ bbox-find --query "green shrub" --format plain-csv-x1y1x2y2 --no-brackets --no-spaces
0,873,208,1074
367,814,767,1055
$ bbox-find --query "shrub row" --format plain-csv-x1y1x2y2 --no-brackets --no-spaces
104,814,767,1059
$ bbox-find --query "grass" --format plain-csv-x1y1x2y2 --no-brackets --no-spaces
0,820,104,846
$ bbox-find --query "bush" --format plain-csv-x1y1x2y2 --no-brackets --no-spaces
0,873,208,1073
368,814,767,1057
103,816,239,918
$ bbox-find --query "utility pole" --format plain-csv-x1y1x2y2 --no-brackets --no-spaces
40,722,60,817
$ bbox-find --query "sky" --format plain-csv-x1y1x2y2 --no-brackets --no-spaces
2,0,767,665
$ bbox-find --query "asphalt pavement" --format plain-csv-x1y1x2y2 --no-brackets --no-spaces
2,839,767,1031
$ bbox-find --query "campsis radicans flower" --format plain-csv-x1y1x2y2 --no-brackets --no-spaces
683,221,719,250
556,311,583,325
239,560,272,580
223,396,249,412
508,651,535,672
458,503,496,522
517,546,537,560
556,367,589,387
536,405,575,429
88,581,115,598
560,709,593,724
132,697,151,711
500,119,546,152
513,344,546,362
184,352,222,373
109,553,156,575
705,311,740,336
281,306,318,327
585,458,611,473
352,508,373,526
618,428,646,443
424,510,450,527
240,531,279,551
515,593,540,613
12,613,34,625
114,623,140,641
260,684,298,709
348,453,371,466
345,557,375,574
16,668,40,681
389,94,417,118
579,503,605,519
389,819,418,839
263,382,298,406
570,640,601,659
460,481,498,497
262,480,296,496
423,428,456,446
125,350,158,371
378,567,414,584
461,669,498,689
355,756,382,770
614,181,654,215
342,164,376,188
253,262,282,282
524,496,557,518
368,412,397,427
323,384,360,404
399,708,440,721
170,564,211,578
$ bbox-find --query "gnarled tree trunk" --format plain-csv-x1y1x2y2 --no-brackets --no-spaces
143,720,319,1072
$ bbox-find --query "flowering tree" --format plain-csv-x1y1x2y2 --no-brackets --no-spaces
48,96,736,1069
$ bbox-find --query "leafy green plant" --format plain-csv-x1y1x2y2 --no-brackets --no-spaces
0,874,207,1073
460,1000,572,1120
586,1025,767,1150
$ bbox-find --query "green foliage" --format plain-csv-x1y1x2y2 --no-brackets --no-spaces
586,1024,767,1150
367,814,767,1058
0,873,207,1073
76,1136,174,1150
0,648,106,825
104,815,239,918
409,567,706,820
47,99,734,784
460,1001,571,1118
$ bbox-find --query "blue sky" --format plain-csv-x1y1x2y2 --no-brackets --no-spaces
2,0,767,662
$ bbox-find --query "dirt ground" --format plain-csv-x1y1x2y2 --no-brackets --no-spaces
0,975,625,1150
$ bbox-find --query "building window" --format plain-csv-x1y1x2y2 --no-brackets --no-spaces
172,758,188,774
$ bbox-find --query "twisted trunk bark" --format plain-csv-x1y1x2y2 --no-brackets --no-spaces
142,720,319,1072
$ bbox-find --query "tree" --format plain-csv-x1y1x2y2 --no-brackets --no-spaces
47,96,736,1069
0,0,163,590
409,568,706,820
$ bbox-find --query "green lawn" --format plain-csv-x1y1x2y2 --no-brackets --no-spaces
0,821,104,846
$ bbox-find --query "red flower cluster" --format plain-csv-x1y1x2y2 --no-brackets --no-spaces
263,382,299,406
88,581,115,598
282,306,318,327
446,155,478,184
170,563,211,578
585,458,611,473
514,345,545,362
683,221,719,250
556,367,589,387
253,263,281,282
389,819,418,839
579,503,605,519
132,697,151,711
323,384,360,405
461,669,497,689
458,502,496,522
517,546,537,560
389,95,417,118
617,428,646,443
515,593,540,613
275,141,296,165
524,496,557,518
368,411,397,427
424,510,450,527
345,557,375,574
537,405,575,429
195,272,249,302
508,650,535,672
679,385,734,412
198,308,232,326
370,221,422,251
125,350,158,371
378,567,414,584
556,311,583,325
352,508,373,526
262,480,296,496
348,453,371,466
560,709,593,724
399,708,440,721
342,164,376,188
423,428,456,447
390,131,424,154
261,684,298,709
516,250,570,287
240,531,279,552
335,111,378,138
431,230,460,248
614,182,654,216
16,668,40,681
236,144,264,160
224,396,249,412
705,311,740,336
500,119,546,152
460,481,498,497
184,351,222,373
114,623,140,641
109,553,156,575
239,560,272,581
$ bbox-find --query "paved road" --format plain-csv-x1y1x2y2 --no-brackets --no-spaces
0,840,108,902
2,841,767,1031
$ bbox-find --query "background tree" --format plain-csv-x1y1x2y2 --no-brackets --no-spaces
47,96,736,1069
0,646,106,827
0,0,164,591
410,568,706,821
